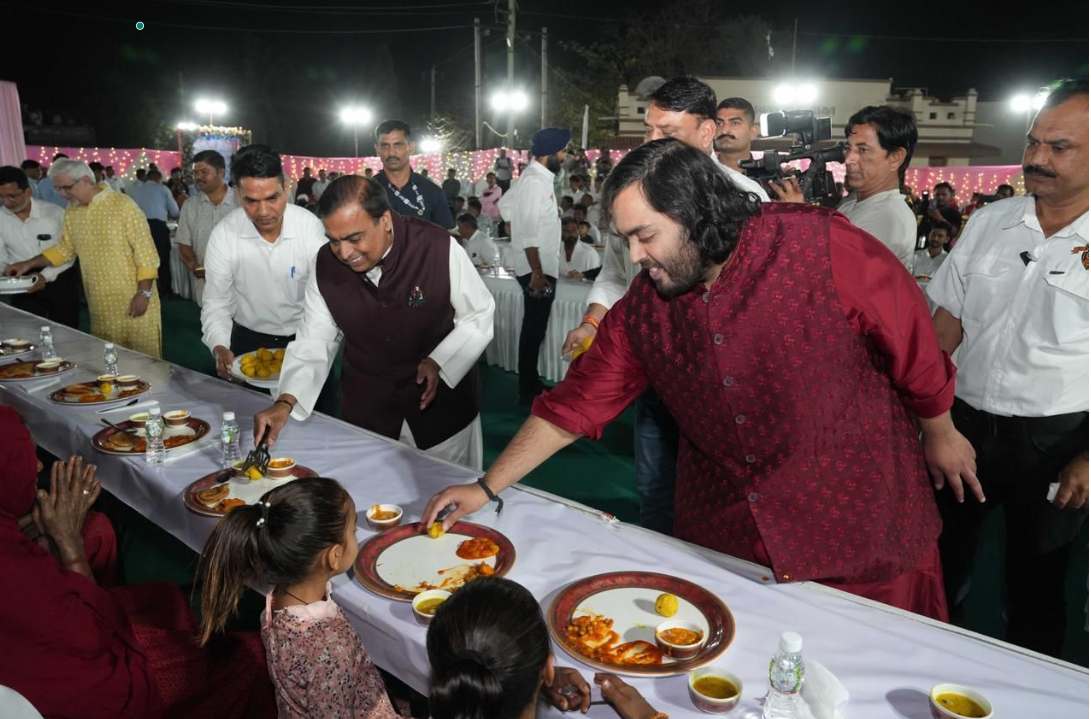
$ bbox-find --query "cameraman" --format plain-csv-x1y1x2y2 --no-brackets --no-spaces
770,105,918,270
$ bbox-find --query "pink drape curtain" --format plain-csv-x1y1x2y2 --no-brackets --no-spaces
0,81,27,166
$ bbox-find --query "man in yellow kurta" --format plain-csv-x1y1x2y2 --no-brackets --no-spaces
3,159,162,357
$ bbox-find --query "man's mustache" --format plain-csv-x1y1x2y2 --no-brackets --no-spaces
1023,165,1057,178
716,133,737,142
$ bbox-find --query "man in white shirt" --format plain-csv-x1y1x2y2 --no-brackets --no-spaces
558,218,602,279
563,75,771,534
498,127,568,402
480,172,503,221
494,148,514,192
928,79,1088,658
457,213,501,267
176,150,238,306
774,105,918,270
466,198,495,237
714,97,759,171
0,166,78,327
201,145,329,399
253,175,495,469
911,224,951,279
103,166,122,193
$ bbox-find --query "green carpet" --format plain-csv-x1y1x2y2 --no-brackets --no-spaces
13,295,1087,665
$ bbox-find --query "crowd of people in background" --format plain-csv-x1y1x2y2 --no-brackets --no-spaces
0,74,1084,719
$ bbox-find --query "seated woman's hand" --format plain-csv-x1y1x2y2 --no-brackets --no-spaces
542,666,591,712
594,673,658,719
37,456,100,561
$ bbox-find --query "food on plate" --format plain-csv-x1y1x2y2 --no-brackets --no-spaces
129,412,150,427
566,614,617,649
455,536,500,560
79,394,107,403
692,675,738,700
427,522,445,539
268,458,294,469
196,483,230,506
103,432,144,452
239,348,283,379
164,410,190,427
245,465,264,480
566,613,665,666
0,362,35,379
62,384,94,395
394,562,495,595
934,694,988,718
98,382,113,394
654,593,678,617
119,388,144,398
369,506,400,521
657,627,702,645
214,498,247,513
266,457,296,478
164,436,192,449
415,597,446,615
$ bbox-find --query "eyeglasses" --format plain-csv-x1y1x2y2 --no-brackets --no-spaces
54,182,77,194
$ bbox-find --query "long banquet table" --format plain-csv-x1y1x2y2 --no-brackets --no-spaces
0,303,1086,718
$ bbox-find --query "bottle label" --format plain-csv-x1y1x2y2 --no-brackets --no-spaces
769,658,803,694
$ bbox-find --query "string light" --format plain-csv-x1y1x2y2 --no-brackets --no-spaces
26,143,1020,196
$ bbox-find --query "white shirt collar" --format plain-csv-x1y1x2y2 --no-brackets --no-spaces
1002,194,1088,240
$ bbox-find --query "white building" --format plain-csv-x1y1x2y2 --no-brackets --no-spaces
611,76,999,165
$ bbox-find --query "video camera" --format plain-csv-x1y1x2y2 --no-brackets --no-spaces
739,110,846,204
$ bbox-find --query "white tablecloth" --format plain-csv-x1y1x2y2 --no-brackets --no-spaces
0,303,1086,718
481,272,592,383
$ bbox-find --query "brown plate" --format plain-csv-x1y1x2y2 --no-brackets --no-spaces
0,360,76,382
182,465,320,517
547,571,734,677
49,379,151,405
91,417,211,455
354,521,516,601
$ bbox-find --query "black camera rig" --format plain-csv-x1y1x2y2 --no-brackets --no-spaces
739,110,846,204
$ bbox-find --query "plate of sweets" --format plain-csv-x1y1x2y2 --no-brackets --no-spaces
230,348,284,389
92,410,211,455
0,359,76,382
354,520,516,601
183,458,319,517
548,571,734,677
49,375,151,406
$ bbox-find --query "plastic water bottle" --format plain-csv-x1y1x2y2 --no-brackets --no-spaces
144,404,166,464
103,343,119,376
763,631,805,719
39,325,56,360
220,411,241,468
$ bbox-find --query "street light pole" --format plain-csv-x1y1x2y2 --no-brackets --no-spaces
353,127,359,158
506,0,516,146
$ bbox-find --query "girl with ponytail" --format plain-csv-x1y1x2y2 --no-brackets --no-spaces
197,477,399,719
427,577,664,719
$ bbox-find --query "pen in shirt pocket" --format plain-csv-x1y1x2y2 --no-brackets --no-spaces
290,265,296,279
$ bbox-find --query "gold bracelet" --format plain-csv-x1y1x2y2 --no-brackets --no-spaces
647,713,668,719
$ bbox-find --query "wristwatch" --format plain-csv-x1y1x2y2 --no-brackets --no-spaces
137,289,153,299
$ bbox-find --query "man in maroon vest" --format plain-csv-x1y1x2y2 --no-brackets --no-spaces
424,140,983,617
253,175,495,469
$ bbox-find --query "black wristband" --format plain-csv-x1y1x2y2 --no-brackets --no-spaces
275,398,295,412
476,478,503,514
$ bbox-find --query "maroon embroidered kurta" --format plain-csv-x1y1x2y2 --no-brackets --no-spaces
534,204,954,589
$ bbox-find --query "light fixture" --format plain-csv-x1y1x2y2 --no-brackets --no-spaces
339,107,372,125
419,137,442,153
772,82,819,108
194,99,227,126
491,90,529,113
176,121,198,131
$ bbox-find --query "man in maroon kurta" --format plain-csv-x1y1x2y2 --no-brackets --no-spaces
423,140,981,618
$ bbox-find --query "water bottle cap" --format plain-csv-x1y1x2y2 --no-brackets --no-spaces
148,403,161,416
40,325,50,331
223,411,235,421
778,631,803,653
104,343,114,349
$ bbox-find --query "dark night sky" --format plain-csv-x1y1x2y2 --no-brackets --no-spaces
2,0,1086,157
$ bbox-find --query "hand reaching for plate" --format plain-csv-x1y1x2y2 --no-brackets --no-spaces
542,667,591,712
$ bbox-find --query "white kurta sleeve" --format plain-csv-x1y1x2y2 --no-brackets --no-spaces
199,225,238,353
586,233,631,310
428,237,496,388
277,269,342,420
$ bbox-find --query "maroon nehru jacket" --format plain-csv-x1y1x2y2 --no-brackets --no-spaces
316,213,479,449
534,204,955,585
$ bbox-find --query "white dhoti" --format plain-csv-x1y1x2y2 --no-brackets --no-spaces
398,414,483,471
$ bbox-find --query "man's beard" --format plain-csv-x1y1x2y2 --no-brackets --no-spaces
545,155,563,174
642,240,708,299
